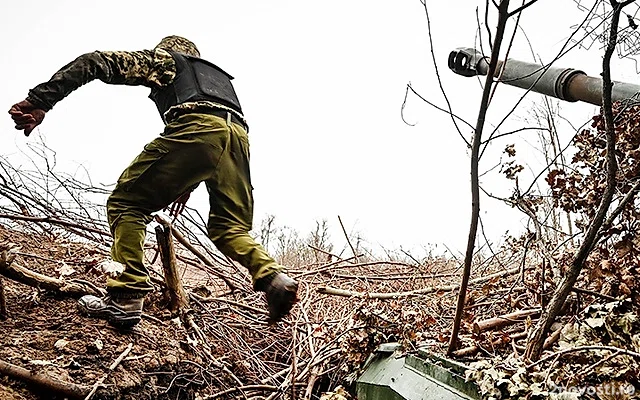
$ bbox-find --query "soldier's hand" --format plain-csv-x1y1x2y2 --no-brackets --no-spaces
8,100,46,136
166,191,191,218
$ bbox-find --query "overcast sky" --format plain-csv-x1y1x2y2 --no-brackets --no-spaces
2,0,638,256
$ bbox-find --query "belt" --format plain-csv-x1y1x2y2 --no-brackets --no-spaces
165,107,248,131
207,108,248,131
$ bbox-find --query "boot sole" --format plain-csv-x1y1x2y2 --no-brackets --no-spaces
77,302,141,329
107,316,140,329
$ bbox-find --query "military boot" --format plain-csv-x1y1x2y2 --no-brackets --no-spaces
78,294,143,328
256,272,299,322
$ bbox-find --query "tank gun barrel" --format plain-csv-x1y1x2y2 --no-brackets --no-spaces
448,47,640,106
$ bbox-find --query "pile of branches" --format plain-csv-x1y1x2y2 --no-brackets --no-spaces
464,99,640,398
2,139,637,399
0,141,549,399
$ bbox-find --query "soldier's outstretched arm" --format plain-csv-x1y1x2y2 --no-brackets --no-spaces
8,48,176,135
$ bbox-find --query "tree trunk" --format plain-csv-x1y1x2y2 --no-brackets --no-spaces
447,0,511,356
524,0,630,361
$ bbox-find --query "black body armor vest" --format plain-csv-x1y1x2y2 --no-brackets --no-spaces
150,51,243,121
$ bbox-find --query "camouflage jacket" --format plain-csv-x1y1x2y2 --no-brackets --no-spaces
27,49,176,111
26,49,244,123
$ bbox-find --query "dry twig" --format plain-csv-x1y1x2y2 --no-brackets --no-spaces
0,276,7,319
84,343,134,400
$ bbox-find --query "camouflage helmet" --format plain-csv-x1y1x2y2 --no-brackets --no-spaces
155,35,200,57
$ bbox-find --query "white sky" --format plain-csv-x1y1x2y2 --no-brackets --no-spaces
1,0,638,257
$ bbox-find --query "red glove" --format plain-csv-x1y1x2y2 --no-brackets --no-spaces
8,100,46,136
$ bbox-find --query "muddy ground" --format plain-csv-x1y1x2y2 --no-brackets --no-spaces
0,225,242,400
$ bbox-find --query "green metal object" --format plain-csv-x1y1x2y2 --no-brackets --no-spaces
356,344,481,400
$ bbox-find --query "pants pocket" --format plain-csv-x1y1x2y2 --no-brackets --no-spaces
117,140,169,192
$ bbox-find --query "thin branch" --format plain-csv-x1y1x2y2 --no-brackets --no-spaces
448,0,511,357
0,213,110,237
406,84,475,132
337,215,358,261
526,345,640,370
401,85,417,126
601,178,640,228
572,286,619,301
84,343,134,400
485,2,494,51
480,126,550,144
0,277,7,319
508,0,541,17
420,1,472,148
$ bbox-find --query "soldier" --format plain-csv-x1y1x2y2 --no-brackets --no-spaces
8,36,298,328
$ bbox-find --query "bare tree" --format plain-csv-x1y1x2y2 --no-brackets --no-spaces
525,0,636,361
447,0,514,356
410,0,639,359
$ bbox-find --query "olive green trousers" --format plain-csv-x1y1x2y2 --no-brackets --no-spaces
106,113,281,295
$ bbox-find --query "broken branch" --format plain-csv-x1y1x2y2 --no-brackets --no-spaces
0,359,90,399
155,221,189,313
318,267,522,299
0,250,102,297
473,308,541,334
84,343,134,400
337,215,358,262
154,215,237,291
0,276,7,319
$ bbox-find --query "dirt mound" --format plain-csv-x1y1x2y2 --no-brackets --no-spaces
0,219,466,400
0,225,204,400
